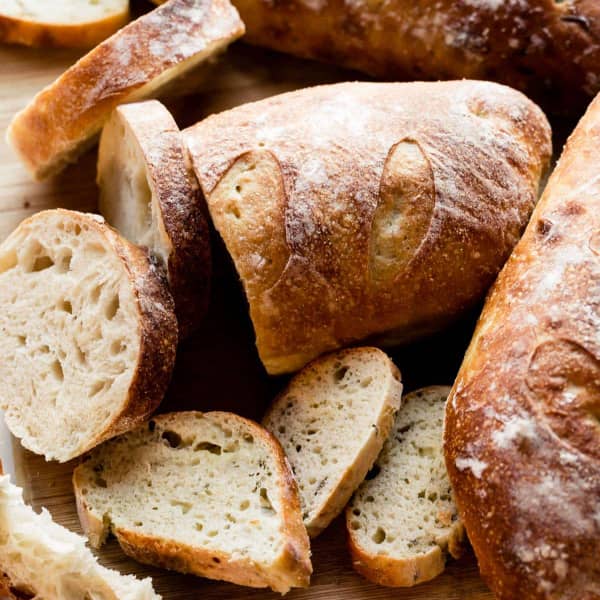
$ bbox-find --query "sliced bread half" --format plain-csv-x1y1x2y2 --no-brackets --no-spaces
7,0,245,180
0,209,177,462
0,0,129,48
73,411,312,594
0,473,159,599
347,386,464,587
98,100,211,336
263,347,402,537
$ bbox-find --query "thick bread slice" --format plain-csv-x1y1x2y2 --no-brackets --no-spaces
0,209,177,462
0,0,129,48
7,0,245,181
0,473,159,599
347,386,464,587
263,347,402,538
73,411,312,594
98,101,211,336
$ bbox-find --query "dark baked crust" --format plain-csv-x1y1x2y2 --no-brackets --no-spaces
444,95,600,599
232,0,600,115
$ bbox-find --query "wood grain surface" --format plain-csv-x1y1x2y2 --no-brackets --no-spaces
0,26,493,600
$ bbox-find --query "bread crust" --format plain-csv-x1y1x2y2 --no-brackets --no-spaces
6,0,245,180
183,80,551,374
232,0,600,115
444,95,600,599
98,101,211,337
74,411,312,594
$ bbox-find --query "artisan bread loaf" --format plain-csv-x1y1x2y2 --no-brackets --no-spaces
73,411,312,594
232,0,600,114
263,347,402,537
0,473,159,599
348,386,463,587
183,80,552,374
0,0,129,48
98,101,210,336
0,209,177,462
7,0,245,180
444,95,600,598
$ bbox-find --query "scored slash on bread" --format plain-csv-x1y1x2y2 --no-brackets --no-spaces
347,386,464,587
0,209,178,462
98,100,211,336
73,411,312,594
7,0,245,180
0,472,159,599
263,347,402,538
0,0,130,49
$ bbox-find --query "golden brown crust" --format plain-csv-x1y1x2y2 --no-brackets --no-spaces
233,0,600,115
444,95,600,599
183,80,552,374
6,0,245,180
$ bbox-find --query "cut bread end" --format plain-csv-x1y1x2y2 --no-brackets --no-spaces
263,347,402,537
347,386,464,587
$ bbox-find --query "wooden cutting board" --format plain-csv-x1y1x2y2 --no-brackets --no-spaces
0,32,494,600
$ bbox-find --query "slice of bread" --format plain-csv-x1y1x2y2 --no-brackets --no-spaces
263,347,402,538
73,411,312,594
98,100,211,336
0,209,177,462
7,0,245,180
0,473,159,599
0,0,129,48
347,386,464,587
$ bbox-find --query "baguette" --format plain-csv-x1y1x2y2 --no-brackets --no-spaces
263,347,402,537
444,94,600,599
231,0,600,114
6,0,245,180
183,80,552,374
0,209,177,462
98,101,211,336
348,386,463,587
0,0,129,48
73,412,312,594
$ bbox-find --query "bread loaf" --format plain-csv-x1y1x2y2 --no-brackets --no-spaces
263,347,402,537
0,0,129,48
0,209,177,462
6,0,245,180
98,101,210,336
183,80,552,374
444,94,600,599
73,412,312,594
231,0,600,114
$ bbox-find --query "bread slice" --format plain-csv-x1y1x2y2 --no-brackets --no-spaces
7,0,245,181
0,472,159,599
0,209,177,462
347,386,464,587
98,100,210,336
73,411,312,594
0,0,129,48
263,347,402,537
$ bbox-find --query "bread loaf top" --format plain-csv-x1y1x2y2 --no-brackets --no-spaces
184,80,551,374
444,94,600,599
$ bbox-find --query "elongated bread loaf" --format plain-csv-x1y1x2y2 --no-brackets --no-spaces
98,101,210,336
73,412,312,594
231,0,600,114
444,94,600,599
0,209,177,462
7,0,245,180
183,80,552,374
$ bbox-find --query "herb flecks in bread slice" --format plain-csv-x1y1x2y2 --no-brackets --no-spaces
0,473,159,600
347,386,464,587
0,209,177,462
73,411,312,594
263,347,402,537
